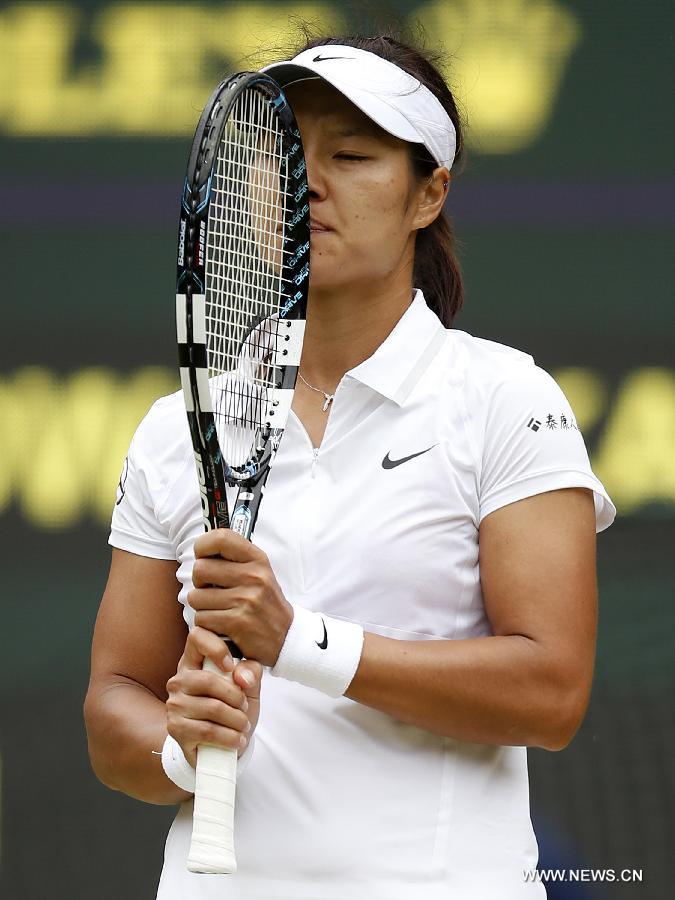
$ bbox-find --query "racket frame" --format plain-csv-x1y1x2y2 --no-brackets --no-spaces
175,72,309,875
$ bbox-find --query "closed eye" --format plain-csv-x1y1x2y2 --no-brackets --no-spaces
335,153,369,161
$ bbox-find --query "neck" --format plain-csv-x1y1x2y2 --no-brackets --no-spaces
299,279,415,390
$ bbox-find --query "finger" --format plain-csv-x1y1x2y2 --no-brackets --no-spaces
177,668,249,710
173,719,250,755
180,625,233,674
175,696,250,734
192,605,245,638
194,527,264,563
190,585,257,617
191,559,250,590
233,660,263,700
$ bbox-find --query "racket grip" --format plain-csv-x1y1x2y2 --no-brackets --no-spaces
187,657,238,874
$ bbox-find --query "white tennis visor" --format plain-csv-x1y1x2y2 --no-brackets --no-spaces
262,46,457,169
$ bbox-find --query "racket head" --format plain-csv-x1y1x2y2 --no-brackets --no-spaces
176,72,310,533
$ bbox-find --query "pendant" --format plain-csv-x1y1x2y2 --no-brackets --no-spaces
322,394,334,412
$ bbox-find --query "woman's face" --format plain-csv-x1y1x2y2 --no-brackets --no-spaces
285,80,426,295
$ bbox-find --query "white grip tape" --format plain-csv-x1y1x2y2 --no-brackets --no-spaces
187,658,238,874
271,605,364,698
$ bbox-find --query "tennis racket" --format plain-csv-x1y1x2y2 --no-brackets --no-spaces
176,71,309,874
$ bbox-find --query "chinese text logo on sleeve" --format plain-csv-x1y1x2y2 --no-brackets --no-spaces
526,413,579,433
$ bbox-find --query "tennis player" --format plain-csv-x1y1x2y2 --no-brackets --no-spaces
85,34,616,899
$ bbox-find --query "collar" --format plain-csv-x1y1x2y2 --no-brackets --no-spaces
346,291,447,406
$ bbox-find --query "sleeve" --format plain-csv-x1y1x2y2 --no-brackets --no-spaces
479,364,616,532
109,403,177,560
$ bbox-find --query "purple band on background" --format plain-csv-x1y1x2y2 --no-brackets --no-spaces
1,181,673,227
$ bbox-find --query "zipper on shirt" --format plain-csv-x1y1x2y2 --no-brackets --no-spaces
311,447,319,478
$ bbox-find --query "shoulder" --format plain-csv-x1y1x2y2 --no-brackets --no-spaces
443,328,563,409
128,388,192,485
440,330,615,531
446,329,535,383
439,328,584,453
132,388,189,453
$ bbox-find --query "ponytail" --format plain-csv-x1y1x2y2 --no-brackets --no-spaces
414,201,464,328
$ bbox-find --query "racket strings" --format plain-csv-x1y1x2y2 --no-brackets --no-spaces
205,87,292,467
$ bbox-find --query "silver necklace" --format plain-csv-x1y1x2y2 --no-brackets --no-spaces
298,372,335,412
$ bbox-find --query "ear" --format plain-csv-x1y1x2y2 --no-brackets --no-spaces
411,167,451,231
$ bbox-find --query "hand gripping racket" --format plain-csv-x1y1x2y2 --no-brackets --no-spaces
176,72,309,874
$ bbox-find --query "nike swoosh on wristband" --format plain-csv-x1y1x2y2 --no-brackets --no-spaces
382,445,437,469
316,618,328,650
312,55,353,62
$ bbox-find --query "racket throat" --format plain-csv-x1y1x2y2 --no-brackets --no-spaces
230,492,254,537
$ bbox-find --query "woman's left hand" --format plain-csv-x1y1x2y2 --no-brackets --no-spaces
189,529,293,666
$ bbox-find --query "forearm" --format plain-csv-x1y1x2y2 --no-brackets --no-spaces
346,632,587,750
84,679,191,805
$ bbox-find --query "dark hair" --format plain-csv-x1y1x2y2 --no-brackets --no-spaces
295,33,466,327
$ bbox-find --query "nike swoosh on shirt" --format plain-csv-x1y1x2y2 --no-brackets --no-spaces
382,445,437,470
316,618,328,650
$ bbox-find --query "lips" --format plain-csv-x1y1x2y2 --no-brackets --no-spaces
310,218,331,232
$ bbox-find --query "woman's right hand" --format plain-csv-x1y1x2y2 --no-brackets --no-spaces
165,625,263,768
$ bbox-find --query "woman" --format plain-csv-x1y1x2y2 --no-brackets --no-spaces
85,34,615,899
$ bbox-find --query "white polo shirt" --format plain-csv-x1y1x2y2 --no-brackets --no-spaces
110,291,615,900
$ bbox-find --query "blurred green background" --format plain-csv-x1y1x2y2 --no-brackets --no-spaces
0,0,673,897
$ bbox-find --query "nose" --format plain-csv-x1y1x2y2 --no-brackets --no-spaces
303,150,327,201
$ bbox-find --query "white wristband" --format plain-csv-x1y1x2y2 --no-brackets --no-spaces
271,605,364,698
161,734,196,793
160,734,257,793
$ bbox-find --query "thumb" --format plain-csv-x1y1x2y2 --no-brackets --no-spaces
233,660,263,700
